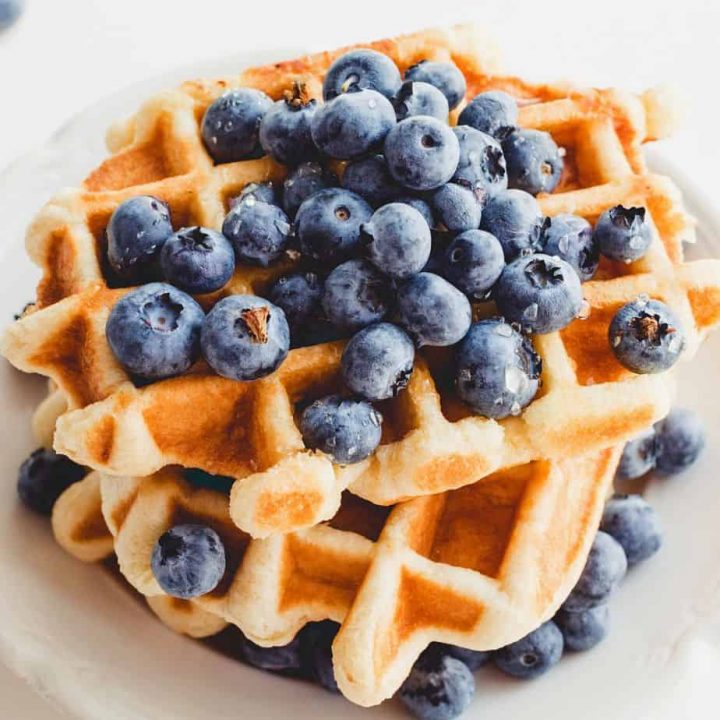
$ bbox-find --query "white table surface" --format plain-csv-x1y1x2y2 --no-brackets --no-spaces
0,0,718,717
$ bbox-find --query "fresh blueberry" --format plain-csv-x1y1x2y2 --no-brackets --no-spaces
311,88,396,160
433,644,491,671
342,155,400,207
495,254,584,334
428,183,482,233
458,91,518,140
480,189,545,260
106,196,173,281
392,81,449,121
554,605,609,652
17,448,85,515
384,116,460,191
242,634,302,673
295,188,373,265
182,468,234,494
322,259,393,331
201,295,289,381
541,213,599,282
562,531,627,612
395,272,472,347
323,49,402,100
493,621,563,680
150,524,226,599
341,322,415,401
282,162,337,218
106,283,204,380
0,0,22,29
268,272,324,331
654,408,706,475
222,197,291,267
601,494,663,566
617,427,657,480
443,230,505,300
231,181,281,208
399,650,475,720
201,89,273,164
503,129,564,195
594,206,653,263
361,202,432,279
455,319,541,418
452,126,507,199
159,227,235,294
397,196,435,227
608,297,685,374
300,395,382,464
300,621,340,692
404,60,467,110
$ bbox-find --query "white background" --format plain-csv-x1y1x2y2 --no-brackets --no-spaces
0,0,718,717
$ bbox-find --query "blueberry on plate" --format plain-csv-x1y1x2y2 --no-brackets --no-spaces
594,205,653,263
231,181,281,208
17,448,85,515
432,643,491,671
399,649,475,720
384,116,460,191
616,427,657,480
541,213,599,282
160,226,235,294
322,259,393,331
404,60,467,110
393,80,449,121
201,88,273,164
222,198,291,267
493,621,563,679
455,319,541,419
443,229,505,300
452,126,507,199
342,154,401,207
106,283,204,380
300,395,382,465
495,253,584,334
300,621,340,692
268,272,324,330
562,531,627,612
150,524,226,599
428,183,482,234
106,195,173,281
397,196,435,227
458,91,518,140
295,188,373,266
654,407,706,475
311,88,396,160
554,605,609,652
361,202,432,279
503,128,564,196
0,0,23,29
242,634,303,673
608,297,685,374
282,162,338,218
323,49,402,100
601,494,663,566
341,322,415,401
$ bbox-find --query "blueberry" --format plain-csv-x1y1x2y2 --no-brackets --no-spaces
654,408,705,475
106,283,204,380
395,272,472,347
106,196,173,281
311,89,396,160
323,49,401,100
242,634,302,673
222,198,291,268
503,129,564,196
150,524,226,599
295,188,373,265
201,295,289,381
554,605,609,652
452,126,507,199
342,155,400,207
361,202,431,279
201,89,273,164
341,322,415,401
428,183,482,233
601,494,663,566
0,0,22,30
231,181,281,208
495,254,584,334
480,189,545,260
399,650,475,720
609,298,685,374
594,206,653,263
458,91,518,140
393,81,449,121
493,621,563,680
617,427,657,480
397,196,435,227
300,395,382,464
433,644,490,671
455,319,541,418
562,531,627,612
404,60,467,110
182,468,234,494
443,230,505,299
268,272,324,331
541,213,599,282
159,227,235,294
384,116,460,191
300,621,340,692
17,448,85,515
282,162,338,218
322,259,393,331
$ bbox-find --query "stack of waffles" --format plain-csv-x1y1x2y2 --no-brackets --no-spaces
4,24,720,709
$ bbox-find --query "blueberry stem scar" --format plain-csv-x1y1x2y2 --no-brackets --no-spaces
241,307,271,343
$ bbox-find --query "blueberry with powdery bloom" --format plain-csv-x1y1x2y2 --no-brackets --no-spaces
503,128,564,195
594,205,653,263
428,183,482,233
268,272,324,332
493,621,564,680
231,182,281,208
282,162,337,218
222,198,291,267
616,427,657,480
443,229,505,300
323,49,402,100
392,81,449,121
342,155,401,207
555,605,610,652
541,213,599,282
480,189,546,260
601,494,663,566
404,60,467,110
17,448,85,515
452,126,507,199
654,408,706,475
397,196,435,227
458,91,519,140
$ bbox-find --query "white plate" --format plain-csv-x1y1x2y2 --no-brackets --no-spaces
1,60,720,720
